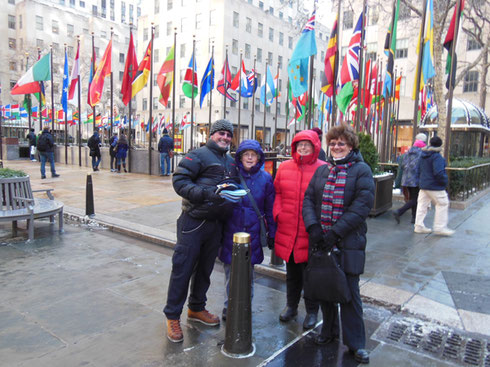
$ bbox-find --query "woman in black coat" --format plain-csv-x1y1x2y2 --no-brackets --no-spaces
302,125,375,364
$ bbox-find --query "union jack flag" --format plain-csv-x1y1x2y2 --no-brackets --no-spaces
340,12,363,86
302,11,315,33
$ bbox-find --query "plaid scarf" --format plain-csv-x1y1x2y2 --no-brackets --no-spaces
320,161,354,232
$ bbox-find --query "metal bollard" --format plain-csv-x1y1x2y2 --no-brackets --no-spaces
269,248,284,266
85,173,95,217
221,232,255,358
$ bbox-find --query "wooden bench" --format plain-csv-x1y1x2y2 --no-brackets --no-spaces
0,176,63,240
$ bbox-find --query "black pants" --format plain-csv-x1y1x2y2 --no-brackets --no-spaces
164,212,223,320
320,274,365,350
110,152,116,169
286,253,319,314
397,186,419,219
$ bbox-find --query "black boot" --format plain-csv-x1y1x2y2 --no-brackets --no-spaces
123,163,127,173
279,306,298,322
303,313,318,330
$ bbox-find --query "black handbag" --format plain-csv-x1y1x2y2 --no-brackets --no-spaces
304,249,352,304
239,174,268,248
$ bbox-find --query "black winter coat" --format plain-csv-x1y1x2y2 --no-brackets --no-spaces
172,139,237,220
303,150,375,275
27,132,37,146
38,131,55,153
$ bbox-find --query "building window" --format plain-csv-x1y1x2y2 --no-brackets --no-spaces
155,0,159,13
154,49,159,63
255,97,260,111
18,14,22,28
268,52,273,64
232,39,238,55
463,71,478,93
257,48,262,62
243,99,249,110
269,27,274,42
154,25,159,38
52,20,59,34
129,4,133,23
68,46,74,57
143,98,148,111
36,39,44,48
369,6,379,25
195,13,201,29
167,0,173,10
395,38,408,58
67,24,74,37
288,16,292,24
153,97,158,109
92,5,98,16
9,61,16,71
259,1,263,10
167,22,172,36
258,23,263,37
399,2,411,19
245,43,251,59
278,55,283,69
80,1,85,7
179,96,185,108
36,15,43,31
288,36,293,49
279,11,283,20
119,71,124,82
269,7,274,15
180,44,185,58
8,38,16,50
143,28,149,41
8,0,15,4
101,30,107,39
279,32,284,46
366,42,377,61
343,10,353,29
119,53,125,63
209,9,216,25
121,1,126,22
246,17,251,33
467,36,481,51
233,11,239,28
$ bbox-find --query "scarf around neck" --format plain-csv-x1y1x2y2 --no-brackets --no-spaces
320,160,354,232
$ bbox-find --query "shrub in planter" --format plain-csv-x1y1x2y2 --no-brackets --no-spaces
357,132,379,174
0,168,27,178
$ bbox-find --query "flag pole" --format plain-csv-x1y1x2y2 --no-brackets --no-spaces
50,44,55,137
223,47,228,119
411,0,428,144
128,24,134,172
64,44,68,164
77,36,82,166
237,50,243,146
250,55,257,139
148,24,154,174
208,42,214,131
376,59,383,151
394,70,402,159
38,48,42,131
190,35,196,151
388,68,397,161
172,28,177,168
285,77,290,147
25,53,32,131
307,55,314,130
444,0,461,161
262,61,268,147
110,27,114,138
356,0,367,132
91,33,96,132
332,0,341,126
273,61,280,149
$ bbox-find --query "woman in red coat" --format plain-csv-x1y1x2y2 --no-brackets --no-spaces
273,130,327,329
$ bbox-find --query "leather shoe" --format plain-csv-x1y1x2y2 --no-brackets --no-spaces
303,313,317,330
279,306,297,322
352,349,370,364
393,210,400,224
314,334,335,345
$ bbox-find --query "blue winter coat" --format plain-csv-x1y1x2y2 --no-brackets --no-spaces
401,146,423,187
419,147,448,190
218,140,276,265
158,135,174,153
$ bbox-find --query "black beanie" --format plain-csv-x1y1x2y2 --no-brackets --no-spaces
209,119,233,137
430,136,442,147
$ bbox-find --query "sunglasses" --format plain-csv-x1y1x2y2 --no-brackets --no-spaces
217,131,232,138
328,142,347,148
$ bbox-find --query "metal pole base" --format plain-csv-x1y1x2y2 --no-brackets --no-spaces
221,343,256,359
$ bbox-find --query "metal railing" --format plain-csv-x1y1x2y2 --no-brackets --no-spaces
378,162,490,201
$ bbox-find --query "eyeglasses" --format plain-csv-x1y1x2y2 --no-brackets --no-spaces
217,131,232,138
328,142,347,148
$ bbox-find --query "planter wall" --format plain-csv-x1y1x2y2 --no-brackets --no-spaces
369,173,394,216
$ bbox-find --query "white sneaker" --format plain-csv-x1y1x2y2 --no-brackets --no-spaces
433,228,455,236
414,225,432,234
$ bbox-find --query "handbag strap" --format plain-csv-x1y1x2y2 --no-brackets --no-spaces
239,173,267,230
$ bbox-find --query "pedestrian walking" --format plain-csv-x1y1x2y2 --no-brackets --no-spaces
164,119,238,343
273,130,326,330
158,128,174,176
218,139,276,321
36,126,60,179
115,132,129,173
109,132,118,172
26,128,37,161
393,133,427,224
302,124,375,364
414,136,454,236
87,128,102,171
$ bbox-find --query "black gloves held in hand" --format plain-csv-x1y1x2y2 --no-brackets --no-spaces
324,229,340,247
204,188,222,202
267,237,275,250
307,224,324,245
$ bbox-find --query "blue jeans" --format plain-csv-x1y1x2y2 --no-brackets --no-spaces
40,152,56,177
92,155,101,169
160,152,171,175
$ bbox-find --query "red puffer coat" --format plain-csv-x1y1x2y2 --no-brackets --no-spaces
273,130,326,264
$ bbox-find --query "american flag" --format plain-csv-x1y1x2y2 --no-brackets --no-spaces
340,13,363,86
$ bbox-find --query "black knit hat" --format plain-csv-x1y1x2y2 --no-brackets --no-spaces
209,119,233,137
430,136,442,147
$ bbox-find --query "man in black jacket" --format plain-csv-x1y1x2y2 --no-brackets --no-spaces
26,128,37,161
37,127,60,179
164,119,237,343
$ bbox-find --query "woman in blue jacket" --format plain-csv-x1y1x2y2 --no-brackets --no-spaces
218,139,276,320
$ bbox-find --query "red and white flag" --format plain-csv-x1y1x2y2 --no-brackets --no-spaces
68,43,80,106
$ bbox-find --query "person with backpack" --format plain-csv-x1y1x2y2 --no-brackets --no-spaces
158,128,174,176
88,128,102,172
109,131,119,172
37,126,60,179
393,133,427,224
115,132,129,173
26,128,37,161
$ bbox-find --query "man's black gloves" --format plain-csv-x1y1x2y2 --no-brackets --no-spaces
267,237,275,250
307,224,324,246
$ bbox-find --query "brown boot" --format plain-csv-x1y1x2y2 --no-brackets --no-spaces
166,319,183,343
187,309,220,326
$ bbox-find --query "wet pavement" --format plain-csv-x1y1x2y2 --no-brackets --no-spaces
1,159,490,366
